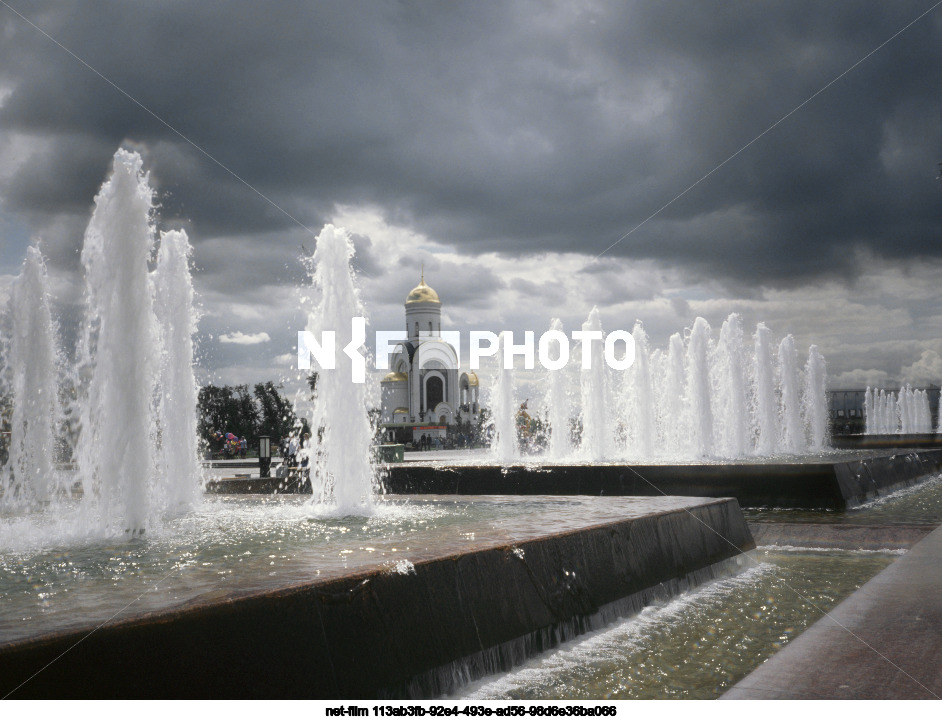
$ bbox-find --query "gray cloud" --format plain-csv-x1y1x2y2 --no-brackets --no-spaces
3,1,942,384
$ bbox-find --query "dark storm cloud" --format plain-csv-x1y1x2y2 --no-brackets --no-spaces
1,0,942,290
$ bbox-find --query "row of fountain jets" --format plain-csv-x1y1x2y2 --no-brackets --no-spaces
1,147,839,535
1,151,201,534
863,386,936,435
491,312,829,462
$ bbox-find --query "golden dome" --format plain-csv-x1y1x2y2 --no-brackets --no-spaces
382,371,408,382
393,407,410,415
467,371,479,387
405,270,441,305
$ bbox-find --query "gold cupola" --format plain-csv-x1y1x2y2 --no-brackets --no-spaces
405,267,441,305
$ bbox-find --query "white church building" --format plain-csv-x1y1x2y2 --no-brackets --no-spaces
380,273,481,443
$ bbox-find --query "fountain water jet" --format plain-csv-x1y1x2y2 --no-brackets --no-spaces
153,230,203,512
686,317,714,457
803,345,828,450
579,307,610,461
624,322,655,458
490,332,519,462
753,323,778,455
544,319,572,460
656,332,687,456
864,384,933,434
2,246,62,508
526,312,829,461
75,150,163,535
304,224,377,512
777,335,802,454
714,314,748,458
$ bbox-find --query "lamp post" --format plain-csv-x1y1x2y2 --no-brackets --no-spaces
258,435,271,478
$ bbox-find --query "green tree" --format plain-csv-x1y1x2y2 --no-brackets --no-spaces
197,384,257,451
254,381,296,444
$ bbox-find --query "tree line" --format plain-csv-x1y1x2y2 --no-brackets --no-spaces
197,381,308,455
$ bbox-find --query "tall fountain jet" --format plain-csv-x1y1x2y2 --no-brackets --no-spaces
75,149,161,535
490,331,519,462
153,230,203,512
2,246,62,508
579,307,610,461
657,332,687,456
803,345,828,449
686,317,714,457
753,323,778,455
777,335,803,454
304,224,377,512
623,322,656,458
72,149,202,535
544,319,572,459
715,314,748,458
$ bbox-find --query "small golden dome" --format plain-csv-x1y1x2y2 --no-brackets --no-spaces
467,371,479,387
382,371,408,382
393,407,410,415
405,270,441,305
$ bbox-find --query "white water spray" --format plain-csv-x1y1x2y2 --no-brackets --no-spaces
305,225,377,512
753,323,778,455
579,307,609,460
686,317,714,457
624,321,656,458
714,313,748,458
153,230,203,511
490,331,519,462
777,335,802,453
75,150,161,535
544,318,572,459
803,345,828,450
2,246,62,508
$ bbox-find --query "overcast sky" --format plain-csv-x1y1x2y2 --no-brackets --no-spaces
2,0,942,400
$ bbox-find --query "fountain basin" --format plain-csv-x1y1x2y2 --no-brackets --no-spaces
0,495,752,698
378,450,942,509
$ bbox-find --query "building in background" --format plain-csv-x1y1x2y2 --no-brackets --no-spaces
380,273,481,444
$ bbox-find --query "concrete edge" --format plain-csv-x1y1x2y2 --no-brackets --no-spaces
0,498,753,699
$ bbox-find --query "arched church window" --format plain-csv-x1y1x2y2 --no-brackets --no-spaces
429,321,433,334
426,375,444,410
414,322,419,337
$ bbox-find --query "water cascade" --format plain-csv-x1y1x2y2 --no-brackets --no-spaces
1,246,62,508
304,224,377,512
